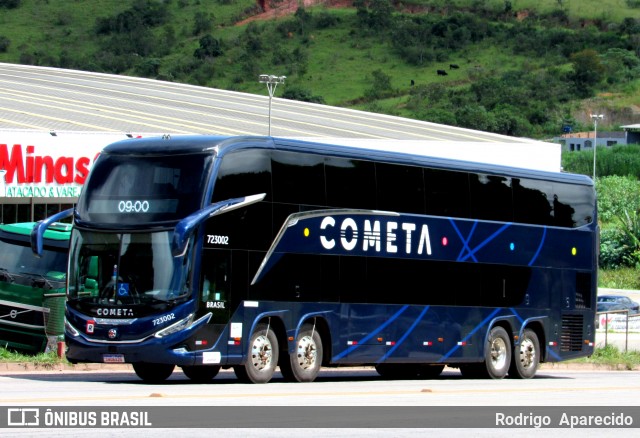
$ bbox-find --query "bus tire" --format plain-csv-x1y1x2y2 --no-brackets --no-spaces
280,323,323,382
485,326,511,379
181,365,220,382
509,328,540,379
376,364,406,378
235,323,279,384
459,364,486,379
375,364,443,379
132,363,175,383
417,364,445,378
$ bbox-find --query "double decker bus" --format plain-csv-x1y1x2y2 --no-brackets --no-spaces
32,135,597,383
1,222,71,353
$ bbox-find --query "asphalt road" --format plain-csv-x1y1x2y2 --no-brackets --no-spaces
0,367,638,436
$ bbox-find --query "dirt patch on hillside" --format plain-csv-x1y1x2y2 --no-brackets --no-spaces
236,0,353,26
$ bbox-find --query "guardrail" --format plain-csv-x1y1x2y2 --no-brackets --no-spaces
596,309,631,352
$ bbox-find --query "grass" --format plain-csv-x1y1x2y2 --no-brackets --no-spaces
568,344,640,370
0,347,67,367
599,267,640,290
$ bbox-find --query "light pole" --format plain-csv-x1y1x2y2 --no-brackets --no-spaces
590,114,604,181
259,74,286,136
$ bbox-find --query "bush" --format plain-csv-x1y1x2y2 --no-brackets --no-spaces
0,0,20,8
596,175,640,222
0,36,9,52
281,86,325,104
599,227,634,269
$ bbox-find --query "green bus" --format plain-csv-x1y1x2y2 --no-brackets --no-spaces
0,222,71,353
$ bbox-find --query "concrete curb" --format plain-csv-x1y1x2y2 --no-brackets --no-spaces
0,362,638,373
0,362,133,373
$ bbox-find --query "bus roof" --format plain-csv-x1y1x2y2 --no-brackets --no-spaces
101,135,591,186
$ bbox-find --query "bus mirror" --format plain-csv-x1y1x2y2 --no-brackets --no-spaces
31,208,74,257
171,193,266,257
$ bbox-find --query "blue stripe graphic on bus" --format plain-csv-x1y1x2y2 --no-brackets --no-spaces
459,222,512,262
253,210,593,286
332,305,409,361
453,219,479,262
528,227,547,266
547,348,562,361
509,308,525,324
440,308,501,361
377,306,430,363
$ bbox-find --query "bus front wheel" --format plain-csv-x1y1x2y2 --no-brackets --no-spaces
509,328,540,379
181,365,221,382
132,363,175,383
280,323,323,382
234,323,279,384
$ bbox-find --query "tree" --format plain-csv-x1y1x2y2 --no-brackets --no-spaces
455,104,495,131
0,36,10,53
569,49,605,97
194,35,223,59
364,69,392,100
0,0,20,8
193,12,214,36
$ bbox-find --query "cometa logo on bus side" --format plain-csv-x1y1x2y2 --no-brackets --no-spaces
317,216,432,255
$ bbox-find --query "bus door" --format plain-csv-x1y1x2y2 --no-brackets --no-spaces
194,248,232,353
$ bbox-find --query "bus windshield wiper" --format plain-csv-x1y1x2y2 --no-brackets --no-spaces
0,268,15,283
25,273,57,290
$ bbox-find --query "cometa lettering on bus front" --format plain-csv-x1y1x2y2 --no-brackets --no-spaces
96,308,134,317
319,217,432,255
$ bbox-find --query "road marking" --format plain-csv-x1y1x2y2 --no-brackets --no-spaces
2,386,638,404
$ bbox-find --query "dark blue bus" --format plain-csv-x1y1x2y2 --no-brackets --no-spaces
32,135,597,383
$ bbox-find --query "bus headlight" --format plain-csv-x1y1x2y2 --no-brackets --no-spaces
154,313,194,338
65,318,79,337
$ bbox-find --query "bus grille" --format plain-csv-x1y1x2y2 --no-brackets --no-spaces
560,314,584,352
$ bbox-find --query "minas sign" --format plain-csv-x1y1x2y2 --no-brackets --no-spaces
0,130,155,198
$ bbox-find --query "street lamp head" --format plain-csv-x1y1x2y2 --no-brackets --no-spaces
259,74,286,84
590,114,604,120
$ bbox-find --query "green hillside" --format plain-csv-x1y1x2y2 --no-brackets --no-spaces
0,0,639,138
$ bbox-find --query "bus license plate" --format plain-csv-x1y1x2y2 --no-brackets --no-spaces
103,354,125,363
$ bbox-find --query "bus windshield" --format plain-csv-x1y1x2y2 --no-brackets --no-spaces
0,239,67,281
68,229,190,304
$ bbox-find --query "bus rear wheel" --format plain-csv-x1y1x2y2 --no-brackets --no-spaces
132,363,175,383
485,326,511,379
460,326,511,379
181,365,221,382
234,323,279,384
509,328,540,379
280,323,323,382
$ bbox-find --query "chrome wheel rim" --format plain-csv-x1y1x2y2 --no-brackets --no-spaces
250,334,273,371
519,337,536,369
490,337,508,369
296,335,317,370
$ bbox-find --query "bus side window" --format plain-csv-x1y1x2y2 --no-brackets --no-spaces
325,158,376,209
200,249,230,303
